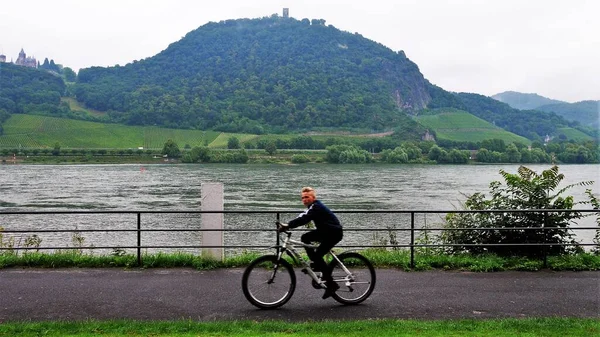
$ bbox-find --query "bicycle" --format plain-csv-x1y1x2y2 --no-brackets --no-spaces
241,224,376,309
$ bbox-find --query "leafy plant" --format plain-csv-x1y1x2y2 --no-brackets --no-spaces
441,165,594,257
71,227,86,254
584,189,600,254
23,234,42,251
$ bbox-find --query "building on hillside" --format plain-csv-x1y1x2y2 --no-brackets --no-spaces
0,54,6,63
14,48,37,68
283,8,289,18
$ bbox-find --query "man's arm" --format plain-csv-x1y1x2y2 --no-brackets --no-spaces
287,204,315,229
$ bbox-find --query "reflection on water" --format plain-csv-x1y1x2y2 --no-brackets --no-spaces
1,163,598,254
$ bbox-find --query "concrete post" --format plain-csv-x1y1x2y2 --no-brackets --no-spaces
201,182,224,261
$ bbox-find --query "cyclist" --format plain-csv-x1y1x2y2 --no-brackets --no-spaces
278,186,343,299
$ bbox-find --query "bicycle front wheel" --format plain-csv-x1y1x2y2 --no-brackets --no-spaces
241,255,296,309
329,252,376,305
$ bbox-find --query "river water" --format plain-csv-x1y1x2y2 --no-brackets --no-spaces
1,163,598,254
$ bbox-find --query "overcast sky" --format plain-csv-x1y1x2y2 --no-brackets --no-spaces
1,0,598,103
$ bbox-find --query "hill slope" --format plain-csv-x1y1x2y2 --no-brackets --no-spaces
74,16,433,133
0,62,67,129
536,100,599,129
0,114,224,149
414,109,530,144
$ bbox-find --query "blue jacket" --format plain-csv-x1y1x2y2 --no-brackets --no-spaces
288,199,342,231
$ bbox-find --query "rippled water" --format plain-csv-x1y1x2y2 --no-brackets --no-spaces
1,163,598,254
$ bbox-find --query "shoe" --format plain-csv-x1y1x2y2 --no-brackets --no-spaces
322,281,339,299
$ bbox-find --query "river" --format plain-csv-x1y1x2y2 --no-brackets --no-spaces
1,163,598,254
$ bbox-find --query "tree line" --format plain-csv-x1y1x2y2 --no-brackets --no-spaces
156,136,598,165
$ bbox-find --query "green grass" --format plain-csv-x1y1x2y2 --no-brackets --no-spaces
0,318,598,336
415,110,531,144
62,97,107,118
0,114,222,149
210,132,259,147
2,250,599,271
556,127,594,141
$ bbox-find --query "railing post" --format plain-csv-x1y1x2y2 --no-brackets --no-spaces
276,212,280,247
543,211,548,268
410,211,415,269
137,212,142,266
201,183,224,261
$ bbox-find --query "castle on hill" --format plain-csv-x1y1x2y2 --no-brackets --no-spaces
0,48,37,68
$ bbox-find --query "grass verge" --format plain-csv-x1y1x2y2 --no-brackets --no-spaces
0,318,598,337
1,249,599,271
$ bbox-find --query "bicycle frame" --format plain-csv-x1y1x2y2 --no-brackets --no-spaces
273,231,351,287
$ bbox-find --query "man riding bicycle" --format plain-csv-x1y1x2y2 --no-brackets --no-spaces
278,186,343,299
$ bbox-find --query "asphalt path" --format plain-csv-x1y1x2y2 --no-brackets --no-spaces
0,268,598,322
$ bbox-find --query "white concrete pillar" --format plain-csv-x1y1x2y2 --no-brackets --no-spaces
201,182,224,261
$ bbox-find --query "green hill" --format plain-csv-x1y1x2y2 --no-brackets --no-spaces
1,16,590,144
0,62,67,126
0,114,224,149
73,16,433,133
555,127,595,141
414,109,531,144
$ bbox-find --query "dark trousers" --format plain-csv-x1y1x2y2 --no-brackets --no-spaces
301,229,343,281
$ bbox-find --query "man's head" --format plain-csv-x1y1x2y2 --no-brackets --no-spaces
301,186,316,207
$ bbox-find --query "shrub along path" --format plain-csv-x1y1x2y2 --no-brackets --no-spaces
0,268,598,322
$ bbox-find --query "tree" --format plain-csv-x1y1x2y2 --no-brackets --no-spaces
381,147,408,163
162,139,181,158
441,166,594,257
227,137,240,149
481,139,506,153
63,67,77,82
52,142,61,156
265,141,277,155
189,146,211,162
505,143,522,163
427,145,443,161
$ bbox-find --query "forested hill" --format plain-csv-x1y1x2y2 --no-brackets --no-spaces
0,62,68,133
2,15,586,142
73,16,440,132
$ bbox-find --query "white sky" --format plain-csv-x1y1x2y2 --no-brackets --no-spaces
1,0,598,103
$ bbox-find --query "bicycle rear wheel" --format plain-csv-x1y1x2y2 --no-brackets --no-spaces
329,252,376,305
241,255,296,309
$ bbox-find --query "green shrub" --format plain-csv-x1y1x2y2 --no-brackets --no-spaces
441,166,594,257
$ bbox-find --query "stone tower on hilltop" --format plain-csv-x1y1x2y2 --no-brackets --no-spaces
15,48,37,68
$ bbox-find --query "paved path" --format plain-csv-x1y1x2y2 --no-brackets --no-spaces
0,268,598,322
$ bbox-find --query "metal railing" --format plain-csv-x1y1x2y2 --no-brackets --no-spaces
1,209,598,268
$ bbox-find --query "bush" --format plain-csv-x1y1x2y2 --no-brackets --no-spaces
291,154,310,163
441,166,594,257
326,144,372,163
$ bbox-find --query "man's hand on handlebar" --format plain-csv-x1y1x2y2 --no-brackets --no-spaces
276,222,289,233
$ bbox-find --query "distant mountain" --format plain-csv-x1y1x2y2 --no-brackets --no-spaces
491,91,599,131
536,100,599,129
491,91,566,110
